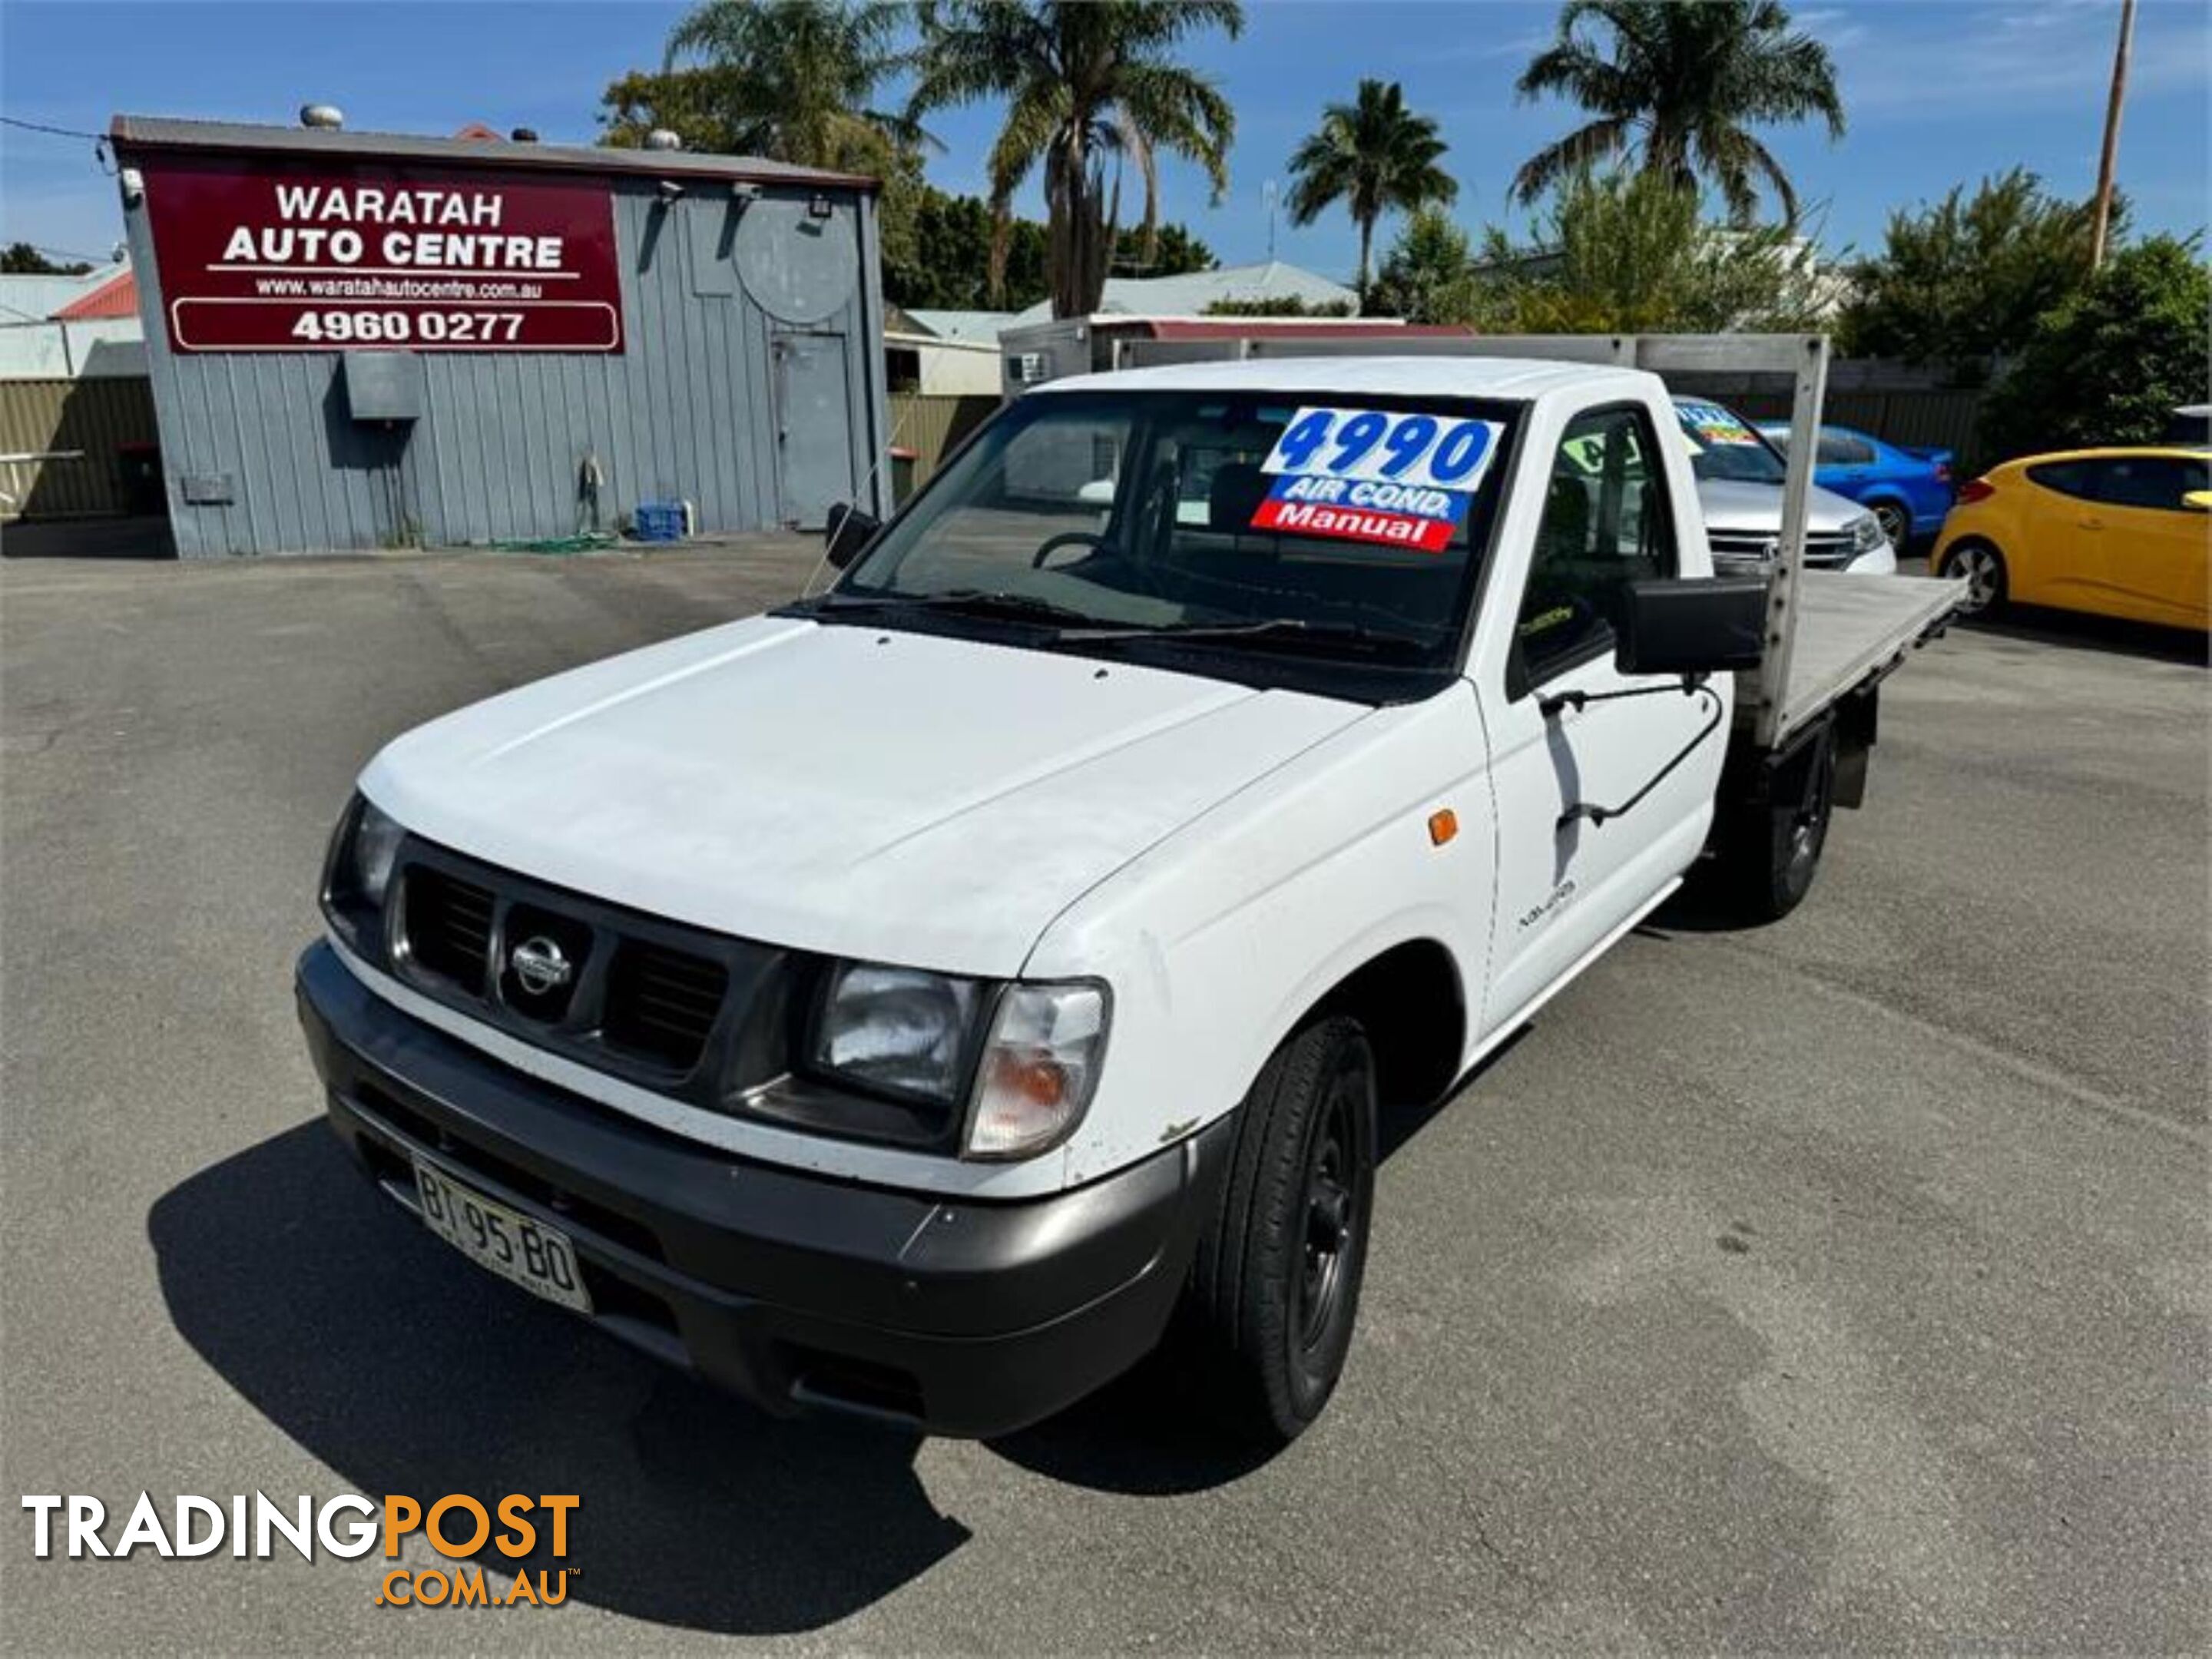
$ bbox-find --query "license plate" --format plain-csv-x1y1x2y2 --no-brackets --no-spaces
412,1158,591,1314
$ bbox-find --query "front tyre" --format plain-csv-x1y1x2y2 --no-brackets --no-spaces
1183,1017,1377,1445
1937,538,2008,616
1872,500,1910,549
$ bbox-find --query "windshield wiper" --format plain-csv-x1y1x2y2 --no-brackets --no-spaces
814,588,1104,629
1065,616,1435,657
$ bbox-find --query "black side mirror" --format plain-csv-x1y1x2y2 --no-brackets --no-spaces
1614,575,1767,677
823,502,880,569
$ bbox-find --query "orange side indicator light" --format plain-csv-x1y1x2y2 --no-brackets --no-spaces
1428,808,1459,846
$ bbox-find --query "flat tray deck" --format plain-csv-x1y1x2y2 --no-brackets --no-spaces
1741,571,1965,743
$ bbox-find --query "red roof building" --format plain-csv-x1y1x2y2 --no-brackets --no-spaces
51,265,137,321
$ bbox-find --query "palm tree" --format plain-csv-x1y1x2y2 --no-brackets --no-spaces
1284,80,1458,308
1512,0,1844,224
663,0,922,172
907,1,1242,317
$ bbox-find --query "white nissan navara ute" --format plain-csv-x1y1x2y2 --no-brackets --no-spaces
298,355,1955,1443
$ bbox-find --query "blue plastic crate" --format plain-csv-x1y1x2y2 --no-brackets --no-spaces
632,502,686,542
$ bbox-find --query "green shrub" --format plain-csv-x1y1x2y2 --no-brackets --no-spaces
1982,237,2210,458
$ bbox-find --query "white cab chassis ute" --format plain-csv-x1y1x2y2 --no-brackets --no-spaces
298,337,1959,1442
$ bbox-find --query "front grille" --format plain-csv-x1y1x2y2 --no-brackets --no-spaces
603,940,730,1071
388,840,771,1098
377,837,960,1151
1709,528,1858,568
403,869,495,991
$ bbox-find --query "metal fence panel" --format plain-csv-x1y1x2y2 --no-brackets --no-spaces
0,377,161,519
886,392,996,485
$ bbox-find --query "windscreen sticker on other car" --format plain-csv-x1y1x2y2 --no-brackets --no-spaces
1674,400,1762,446
1253,406,1501,551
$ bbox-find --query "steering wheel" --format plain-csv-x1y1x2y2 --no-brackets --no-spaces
1031,530,1114,570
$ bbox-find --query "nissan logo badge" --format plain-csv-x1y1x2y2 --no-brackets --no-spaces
510,935,573,997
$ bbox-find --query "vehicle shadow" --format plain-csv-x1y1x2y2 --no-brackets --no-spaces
147,1121,971,1636
1640,876,1750,935
1968,605,2208,667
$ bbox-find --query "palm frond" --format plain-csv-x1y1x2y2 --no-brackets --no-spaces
1510,119,1631,207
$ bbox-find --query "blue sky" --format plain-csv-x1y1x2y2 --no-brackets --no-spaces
3,0,2207,280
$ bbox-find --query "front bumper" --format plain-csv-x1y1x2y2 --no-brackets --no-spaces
296,941,1230,1437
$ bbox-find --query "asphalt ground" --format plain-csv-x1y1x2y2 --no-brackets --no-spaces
2,540,2204,1654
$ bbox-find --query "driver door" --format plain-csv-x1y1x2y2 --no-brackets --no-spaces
1478,402,1724,1031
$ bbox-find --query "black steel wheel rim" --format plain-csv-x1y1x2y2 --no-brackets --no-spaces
1786,752,1833,879
1296,1067,1360,1352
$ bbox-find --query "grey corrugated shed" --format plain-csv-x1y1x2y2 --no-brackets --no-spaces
114,118,891,555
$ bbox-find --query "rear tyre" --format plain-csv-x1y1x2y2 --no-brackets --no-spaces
1937,538,2008,616
1718,722,1837,924
1871,500,1910,550
1181,1016,1377,1445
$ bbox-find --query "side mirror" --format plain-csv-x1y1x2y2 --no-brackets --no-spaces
823,502,880,569
2182,490,2212,513
1614,575,1767,677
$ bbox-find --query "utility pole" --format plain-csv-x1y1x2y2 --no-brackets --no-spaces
1263,179,1278,263
2089,0,2136,270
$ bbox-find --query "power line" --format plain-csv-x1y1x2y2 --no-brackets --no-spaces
0,115,103,141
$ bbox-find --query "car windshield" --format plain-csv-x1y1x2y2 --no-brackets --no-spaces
1672,399,1788,485
830,389,1522,673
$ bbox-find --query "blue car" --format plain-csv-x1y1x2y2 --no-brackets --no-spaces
1755,422,1955,549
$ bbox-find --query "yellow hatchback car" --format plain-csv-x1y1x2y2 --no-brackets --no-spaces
1932,447,2210,629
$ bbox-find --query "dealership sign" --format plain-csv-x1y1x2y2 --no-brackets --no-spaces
138,158,625,353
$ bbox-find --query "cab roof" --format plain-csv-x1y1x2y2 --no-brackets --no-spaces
1034,355,1657,406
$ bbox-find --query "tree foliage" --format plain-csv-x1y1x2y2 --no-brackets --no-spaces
1472,168,1830,333
908,0,1242,317
0,243,91,276
1837,169,2114,371
1982,237,2211,458
1285,79,1456,305
1114,219,1216,279
597,68,750,152
621,0,924,170
1514,0,1843,225
1201,294,1355,317
880,185,1213,310
1366,208,1478,323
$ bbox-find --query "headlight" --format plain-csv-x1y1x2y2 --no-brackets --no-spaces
810,962,984,1105
322,793,405,952
1851,512,1885,553
965,982,1109,1160
800,965,1109,1158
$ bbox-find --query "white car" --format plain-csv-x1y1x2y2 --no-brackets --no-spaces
299,351,1956,1444
1672,397,1896,575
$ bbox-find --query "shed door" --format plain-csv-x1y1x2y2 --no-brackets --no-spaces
771,331,854,531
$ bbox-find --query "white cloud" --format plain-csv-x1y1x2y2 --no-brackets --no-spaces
1823,0,2207,118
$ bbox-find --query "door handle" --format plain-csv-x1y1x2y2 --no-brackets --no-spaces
2080,515,2105,530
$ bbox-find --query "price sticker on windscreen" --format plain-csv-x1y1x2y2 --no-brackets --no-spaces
1676,399,1762,446
1253,406,1503,552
